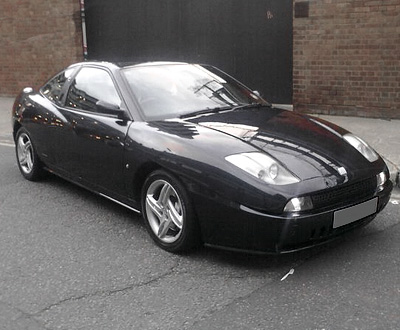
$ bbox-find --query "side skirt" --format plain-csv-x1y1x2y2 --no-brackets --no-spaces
43,166,141,215
99,193,141,214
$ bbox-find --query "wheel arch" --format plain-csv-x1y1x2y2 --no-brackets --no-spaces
131,162,163,203
13,122,22,141
139,165,202,252
131,162,198,213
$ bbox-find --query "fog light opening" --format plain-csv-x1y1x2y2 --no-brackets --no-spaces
284,196,313,213
377,171,387,191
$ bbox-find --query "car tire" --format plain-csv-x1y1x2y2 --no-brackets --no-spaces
15,127,44,181
142,170,200,253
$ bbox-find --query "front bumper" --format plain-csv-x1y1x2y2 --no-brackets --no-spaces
195,180,393,254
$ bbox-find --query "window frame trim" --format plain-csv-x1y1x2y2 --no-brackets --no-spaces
40,66,80,107
64,65,127,115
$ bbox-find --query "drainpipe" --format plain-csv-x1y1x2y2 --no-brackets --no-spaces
80,0,88,59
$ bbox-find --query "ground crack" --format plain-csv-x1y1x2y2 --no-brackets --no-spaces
182,250,326,330
33,258,181,316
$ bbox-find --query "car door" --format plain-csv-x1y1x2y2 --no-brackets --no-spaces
23,67,78,165
55,66,131,198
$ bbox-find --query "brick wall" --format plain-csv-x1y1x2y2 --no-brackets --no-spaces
2,1,399,119
0,0,83,97
293,0,400,119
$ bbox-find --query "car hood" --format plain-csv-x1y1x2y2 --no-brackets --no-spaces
186,107,377,186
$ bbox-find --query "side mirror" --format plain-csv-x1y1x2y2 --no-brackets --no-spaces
96,100,128,120
23,87,34,94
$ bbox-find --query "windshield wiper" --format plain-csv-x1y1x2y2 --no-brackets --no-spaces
179,106,233,119
179,103,272,119
230,103,272,111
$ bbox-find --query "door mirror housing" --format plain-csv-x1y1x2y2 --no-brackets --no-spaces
96,101,128,120
23,87,34,94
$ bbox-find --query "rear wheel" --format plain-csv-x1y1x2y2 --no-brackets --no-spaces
142,170,200,252
15,127,44,181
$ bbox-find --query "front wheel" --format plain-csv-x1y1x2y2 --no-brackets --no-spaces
141,170,200,253
15,127,44,181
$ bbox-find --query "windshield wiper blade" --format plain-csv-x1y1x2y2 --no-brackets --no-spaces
179,106,233,119
179,103,272,119
230,103,272,111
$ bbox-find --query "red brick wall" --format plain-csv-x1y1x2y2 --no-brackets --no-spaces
0,0,83,97
293,0,400,119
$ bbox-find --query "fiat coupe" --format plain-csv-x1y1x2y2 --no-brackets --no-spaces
12,62,392,253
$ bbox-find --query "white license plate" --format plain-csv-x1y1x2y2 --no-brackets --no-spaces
333,197,378,229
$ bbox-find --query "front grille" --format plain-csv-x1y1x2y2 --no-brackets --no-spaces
311,177,376,210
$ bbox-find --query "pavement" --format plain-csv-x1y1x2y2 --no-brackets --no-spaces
1,96,399,188
0,97,14,146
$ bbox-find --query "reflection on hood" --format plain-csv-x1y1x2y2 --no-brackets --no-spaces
189,108,353,185
148,120,199,139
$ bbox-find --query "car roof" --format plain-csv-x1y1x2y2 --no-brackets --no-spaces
68,61,190,71
120,61,189,68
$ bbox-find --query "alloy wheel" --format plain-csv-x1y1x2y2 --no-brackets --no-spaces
17,132,34,175
145,179,184,244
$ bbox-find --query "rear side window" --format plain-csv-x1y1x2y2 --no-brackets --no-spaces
42,68,75,106
66,67,121,112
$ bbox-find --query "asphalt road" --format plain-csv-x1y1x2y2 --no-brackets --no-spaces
1,131,400,329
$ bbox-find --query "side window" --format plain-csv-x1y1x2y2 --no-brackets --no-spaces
66,67,121,112
41,68,75,105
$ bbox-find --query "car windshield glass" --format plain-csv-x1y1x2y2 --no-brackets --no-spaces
122,64,268,120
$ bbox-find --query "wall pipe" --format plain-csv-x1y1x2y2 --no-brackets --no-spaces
80,0,88,59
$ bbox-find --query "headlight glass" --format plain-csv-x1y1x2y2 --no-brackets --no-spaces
343,134,379,162
225,152,300,185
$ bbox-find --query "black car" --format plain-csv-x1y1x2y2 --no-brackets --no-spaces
12,61,392,253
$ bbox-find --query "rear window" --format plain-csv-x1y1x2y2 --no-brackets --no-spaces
41,68,75,106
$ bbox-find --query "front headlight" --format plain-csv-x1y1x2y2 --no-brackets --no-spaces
343,134,379,162
225,152,300,185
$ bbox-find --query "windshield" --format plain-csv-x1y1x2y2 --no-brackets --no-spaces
122,63,268,120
